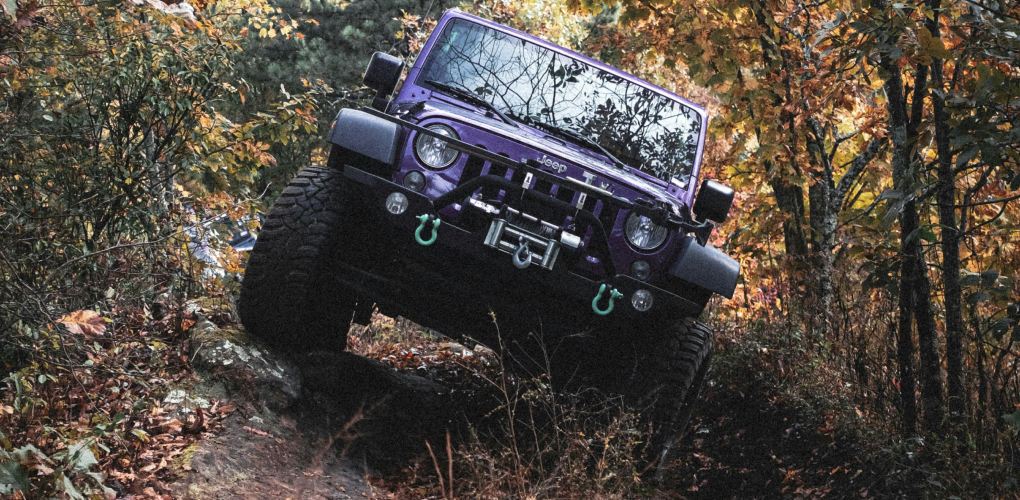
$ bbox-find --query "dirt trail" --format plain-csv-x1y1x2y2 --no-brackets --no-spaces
170,311,876,500
167,314,460,500
170,412,373,500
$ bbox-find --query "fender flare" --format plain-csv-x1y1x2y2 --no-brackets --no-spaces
327,108,402,168
668,236,740,299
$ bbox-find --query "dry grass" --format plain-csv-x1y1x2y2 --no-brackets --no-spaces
350,314,658,499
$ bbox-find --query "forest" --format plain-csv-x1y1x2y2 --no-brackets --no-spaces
1,0,1019,498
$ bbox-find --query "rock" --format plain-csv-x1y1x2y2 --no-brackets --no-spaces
188,320,301,411
169,413,374,500
296,352,457,469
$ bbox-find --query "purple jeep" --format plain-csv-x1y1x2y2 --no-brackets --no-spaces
239,9,739,473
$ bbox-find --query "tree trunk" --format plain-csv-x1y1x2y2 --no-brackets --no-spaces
905,201,944,433
770,175,810,257
897,264,918,435
877,19,943,432
929,10,966,430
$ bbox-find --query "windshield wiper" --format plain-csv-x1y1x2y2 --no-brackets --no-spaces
520,118,628,171
424,80,517,127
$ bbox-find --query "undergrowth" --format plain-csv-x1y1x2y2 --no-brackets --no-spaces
355,318,661,500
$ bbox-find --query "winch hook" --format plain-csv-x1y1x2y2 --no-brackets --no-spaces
513,236,532,269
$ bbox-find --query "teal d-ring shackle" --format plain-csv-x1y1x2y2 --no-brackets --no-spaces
414,214,440,246
591,284,624,316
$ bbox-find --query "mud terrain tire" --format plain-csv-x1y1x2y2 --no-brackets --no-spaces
591,317,712,480
239,165,355,352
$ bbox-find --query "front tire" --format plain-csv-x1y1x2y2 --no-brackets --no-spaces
590,317,713,481
239,165,356,352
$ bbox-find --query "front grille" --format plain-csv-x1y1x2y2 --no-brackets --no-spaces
555,185,576,204
446,148,622,278
482,159,510,200
458,150,487,188
597,202,620,234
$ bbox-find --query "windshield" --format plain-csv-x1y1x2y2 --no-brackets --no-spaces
417,18,703,184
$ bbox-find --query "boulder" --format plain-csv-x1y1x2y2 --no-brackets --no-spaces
189,319,301,411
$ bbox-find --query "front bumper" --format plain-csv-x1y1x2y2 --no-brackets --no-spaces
338,165,702,325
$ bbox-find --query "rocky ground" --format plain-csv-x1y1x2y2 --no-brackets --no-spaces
164,301,876,500
164,307,488,500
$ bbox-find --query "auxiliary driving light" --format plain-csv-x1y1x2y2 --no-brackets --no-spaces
403,170,427,192
386,192,409,215
632,289,654,312
630,260,651,280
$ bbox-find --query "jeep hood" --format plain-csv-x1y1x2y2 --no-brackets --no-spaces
409,98,692,213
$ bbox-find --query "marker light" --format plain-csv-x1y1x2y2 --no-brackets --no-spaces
385,192,409,215
632,289,654,312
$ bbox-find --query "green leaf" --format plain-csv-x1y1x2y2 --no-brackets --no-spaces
959,272,981,287
0,453,30,495
67,442,98,473
0,0,15,20
981,269,1000,288
1003,411,1020,436
956,146,979,167
61,474,86,500
967,291,991,304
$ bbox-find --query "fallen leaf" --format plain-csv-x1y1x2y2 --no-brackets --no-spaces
242,426,275,438
57,310,107,336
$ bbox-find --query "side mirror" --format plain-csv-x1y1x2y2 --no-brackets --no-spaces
364,52,405,111
692,179,734,223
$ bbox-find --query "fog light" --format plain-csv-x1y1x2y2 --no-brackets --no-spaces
630,260,651,280
403,171,426,192
632,289,654,312
385,192,408,215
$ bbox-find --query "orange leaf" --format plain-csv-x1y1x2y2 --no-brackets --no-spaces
57,310,107,337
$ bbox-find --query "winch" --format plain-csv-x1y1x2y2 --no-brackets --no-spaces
482,206,581,270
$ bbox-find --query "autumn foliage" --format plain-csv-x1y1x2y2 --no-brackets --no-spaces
2,0,1020,498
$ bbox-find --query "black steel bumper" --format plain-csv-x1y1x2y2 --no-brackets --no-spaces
336,165,703,325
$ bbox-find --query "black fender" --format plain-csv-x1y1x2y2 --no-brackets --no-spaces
668,236,740,299
326,108,403,173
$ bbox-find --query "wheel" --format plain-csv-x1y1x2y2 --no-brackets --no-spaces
239,165,356,352
588,317,713,482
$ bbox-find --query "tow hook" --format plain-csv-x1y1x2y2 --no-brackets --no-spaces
414,214,440,246
592,284,624,316
512,236,532,269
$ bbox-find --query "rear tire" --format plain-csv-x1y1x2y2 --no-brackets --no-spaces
239,165,355,352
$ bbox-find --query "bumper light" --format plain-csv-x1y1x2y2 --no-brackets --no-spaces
385,192,409,215
630,260,651,280
403,171,427,192
632,289,654,312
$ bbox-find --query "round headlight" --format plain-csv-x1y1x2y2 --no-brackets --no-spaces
415,124,460,169
624,212,669,250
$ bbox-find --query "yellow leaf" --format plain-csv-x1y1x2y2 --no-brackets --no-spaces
57,310,108,337
917,26,952,60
